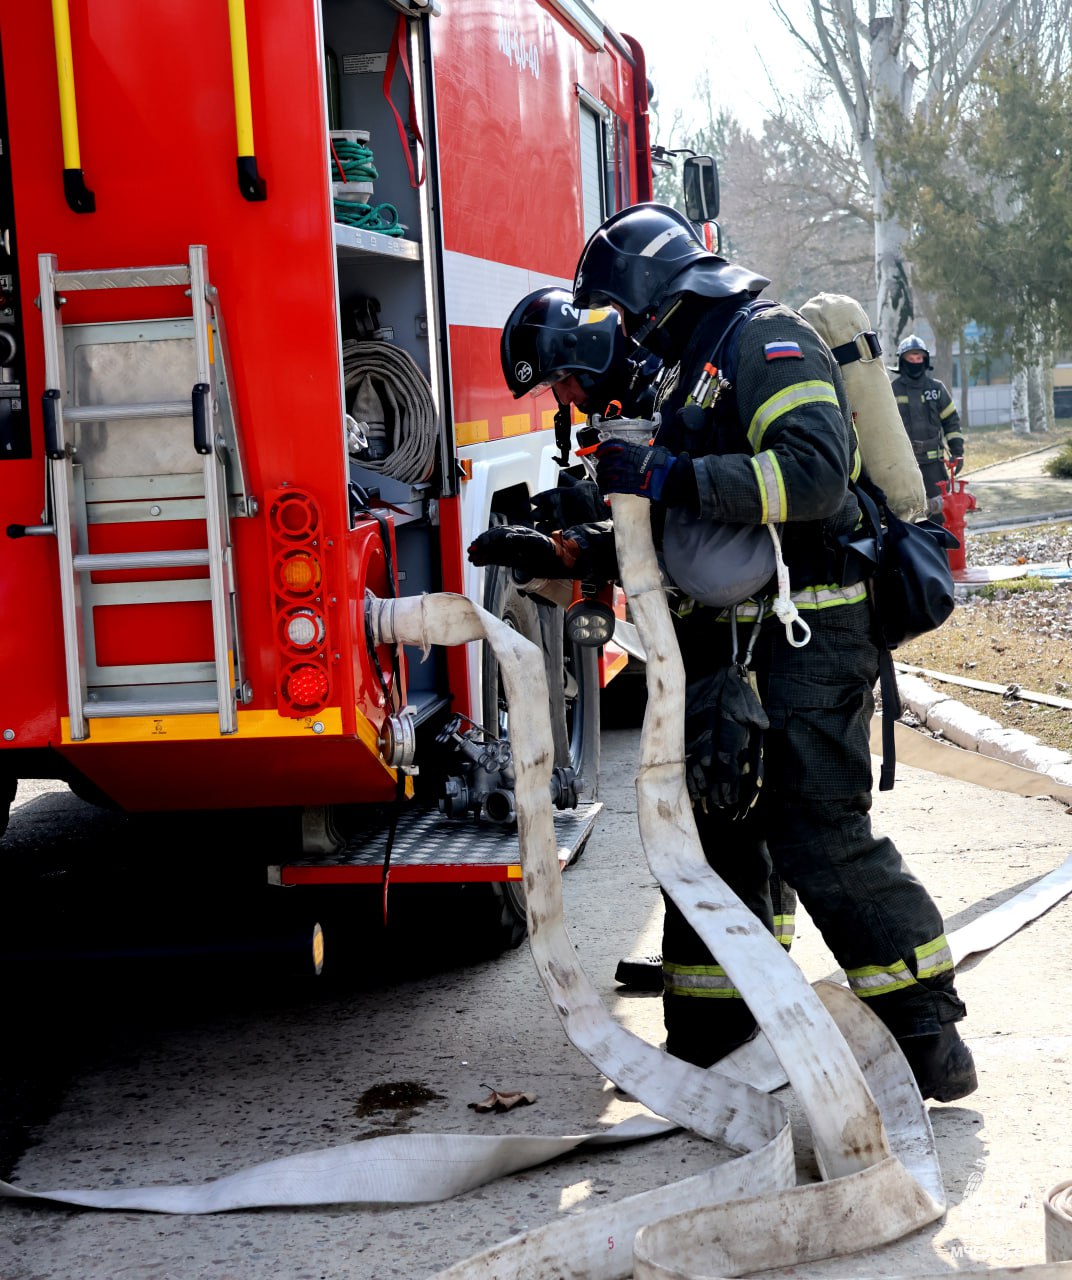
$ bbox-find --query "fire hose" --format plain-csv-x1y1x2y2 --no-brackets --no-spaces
4,495,1072,1278
342,337,437,483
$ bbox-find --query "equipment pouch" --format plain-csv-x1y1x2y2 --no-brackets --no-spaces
850,476,959,649
662,509,776,608
684,664,769,821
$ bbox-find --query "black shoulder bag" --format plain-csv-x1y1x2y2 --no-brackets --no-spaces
846,475,960,790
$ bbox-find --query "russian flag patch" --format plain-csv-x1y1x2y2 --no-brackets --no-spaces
765,341,804,360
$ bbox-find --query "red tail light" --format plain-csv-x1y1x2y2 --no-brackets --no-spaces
266,488,332,716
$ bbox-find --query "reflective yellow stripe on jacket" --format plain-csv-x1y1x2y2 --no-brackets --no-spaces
747,380,840,451
751,450,787,522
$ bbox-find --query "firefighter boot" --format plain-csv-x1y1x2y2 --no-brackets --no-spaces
899,1023,978,1102
614,952,664,992
664,1002,759,1069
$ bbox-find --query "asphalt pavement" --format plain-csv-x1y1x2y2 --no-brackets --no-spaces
963,441,1072,531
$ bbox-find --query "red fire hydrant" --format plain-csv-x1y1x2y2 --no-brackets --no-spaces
937,461,977,574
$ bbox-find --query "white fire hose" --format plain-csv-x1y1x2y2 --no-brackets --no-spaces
3,494,1072,1278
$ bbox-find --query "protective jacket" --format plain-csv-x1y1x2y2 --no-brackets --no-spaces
649,299,965,1068
890,371,963,500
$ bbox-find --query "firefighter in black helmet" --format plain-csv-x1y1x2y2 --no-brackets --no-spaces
891,334,965,524
500,286,657,417
478,282,798,993
468,288,654,582
568,203,976,1102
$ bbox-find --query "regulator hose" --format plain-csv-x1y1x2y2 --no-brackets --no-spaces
342,338,437,484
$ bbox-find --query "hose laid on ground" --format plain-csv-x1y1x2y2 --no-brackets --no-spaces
4,498,1072,1277
342,338,437,484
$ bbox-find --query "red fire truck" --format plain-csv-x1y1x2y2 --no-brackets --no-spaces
0,0,653,948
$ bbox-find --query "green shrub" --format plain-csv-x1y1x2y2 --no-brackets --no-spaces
1045,442,1072,478
974,575,1048,599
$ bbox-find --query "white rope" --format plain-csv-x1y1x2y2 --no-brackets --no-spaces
766,522,811,647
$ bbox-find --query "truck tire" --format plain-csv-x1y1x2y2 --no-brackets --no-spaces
0,772,15,842
477,562,601,946
482,565,600,795
540,604,600,802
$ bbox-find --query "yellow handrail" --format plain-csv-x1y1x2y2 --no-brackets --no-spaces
50,0,94,211
226,0,267,201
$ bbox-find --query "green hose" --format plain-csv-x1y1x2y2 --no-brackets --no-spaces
329,137,404,235
329,138,378,184
333,200,404,236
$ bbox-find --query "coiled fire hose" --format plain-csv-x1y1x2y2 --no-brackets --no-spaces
342,337,437,483
4,495,1072,1279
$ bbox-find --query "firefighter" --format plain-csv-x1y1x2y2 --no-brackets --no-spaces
469,287,650,580
564,202,976,1102
891,335,965,524
500,286,658,419
474,286,799,995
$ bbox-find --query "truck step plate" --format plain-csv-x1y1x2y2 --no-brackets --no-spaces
268,801,603,886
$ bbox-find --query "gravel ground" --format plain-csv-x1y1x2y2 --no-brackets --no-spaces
897,521,1072,755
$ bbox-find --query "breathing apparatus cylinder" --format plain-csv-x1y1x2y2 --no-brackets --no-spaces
800,294,926,519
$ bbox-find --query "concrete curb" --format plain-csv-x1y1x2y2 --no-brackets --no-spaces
967,509,1072,533
896,670,1072,788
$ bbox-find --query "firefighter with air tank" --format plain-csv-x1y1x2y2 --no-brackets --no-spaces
471,203,977,1105
890,334,965,524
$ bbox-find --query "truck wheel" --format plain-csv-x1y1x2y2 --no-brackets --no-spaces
469,880,527,954
0,772,15,841
481,561,543,749
539,603,600,803
482,564,600,794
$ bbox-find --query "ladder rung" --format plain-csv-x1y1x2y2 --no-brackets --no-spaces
73,549,210,572
54,266,191,292
63,400,191,424
84,698,219,719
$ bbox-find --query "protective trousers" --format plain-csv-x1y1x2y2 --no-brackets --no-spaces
662,598,965,1068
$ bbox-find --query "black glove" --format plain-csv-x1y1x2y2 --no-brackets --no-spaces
467,525,569,578
684,665,769,819
952,456,964,476
562,520,619,582
530,476,607,532
594,438,696,506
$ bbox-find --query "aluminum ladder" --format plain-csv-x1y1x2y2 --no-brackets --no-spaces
38,245,245,739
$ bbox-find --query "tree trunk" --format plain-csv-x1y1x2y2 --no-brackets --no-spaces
958,328,970,431
1027,358,1053,434
1042,358,1056,433
1011,366,1031,434
931,331,954,394
873,210,913,359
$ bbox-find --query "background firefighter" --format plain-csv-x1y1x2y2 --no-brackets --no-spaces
891,334,965,524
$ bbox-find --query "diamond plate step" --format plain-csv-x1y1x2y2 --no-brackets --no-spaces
268,801,602,886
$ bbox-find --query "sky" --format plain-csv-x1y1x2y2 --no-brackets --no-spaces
594,0,815,140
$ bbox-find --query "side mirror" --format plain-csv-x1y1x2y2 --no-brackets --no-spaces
683,154,719,222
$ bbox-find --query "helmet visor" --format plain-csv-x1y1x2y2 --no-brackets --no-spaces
515,308,621,395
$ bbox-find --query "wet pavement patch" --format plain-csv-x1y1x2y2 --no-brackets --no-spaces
355,1080,444,1118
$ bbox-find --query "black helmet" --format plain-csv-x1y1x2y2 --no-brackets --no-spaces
500,287,625,402
572,202,768,327
897,333,931,375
